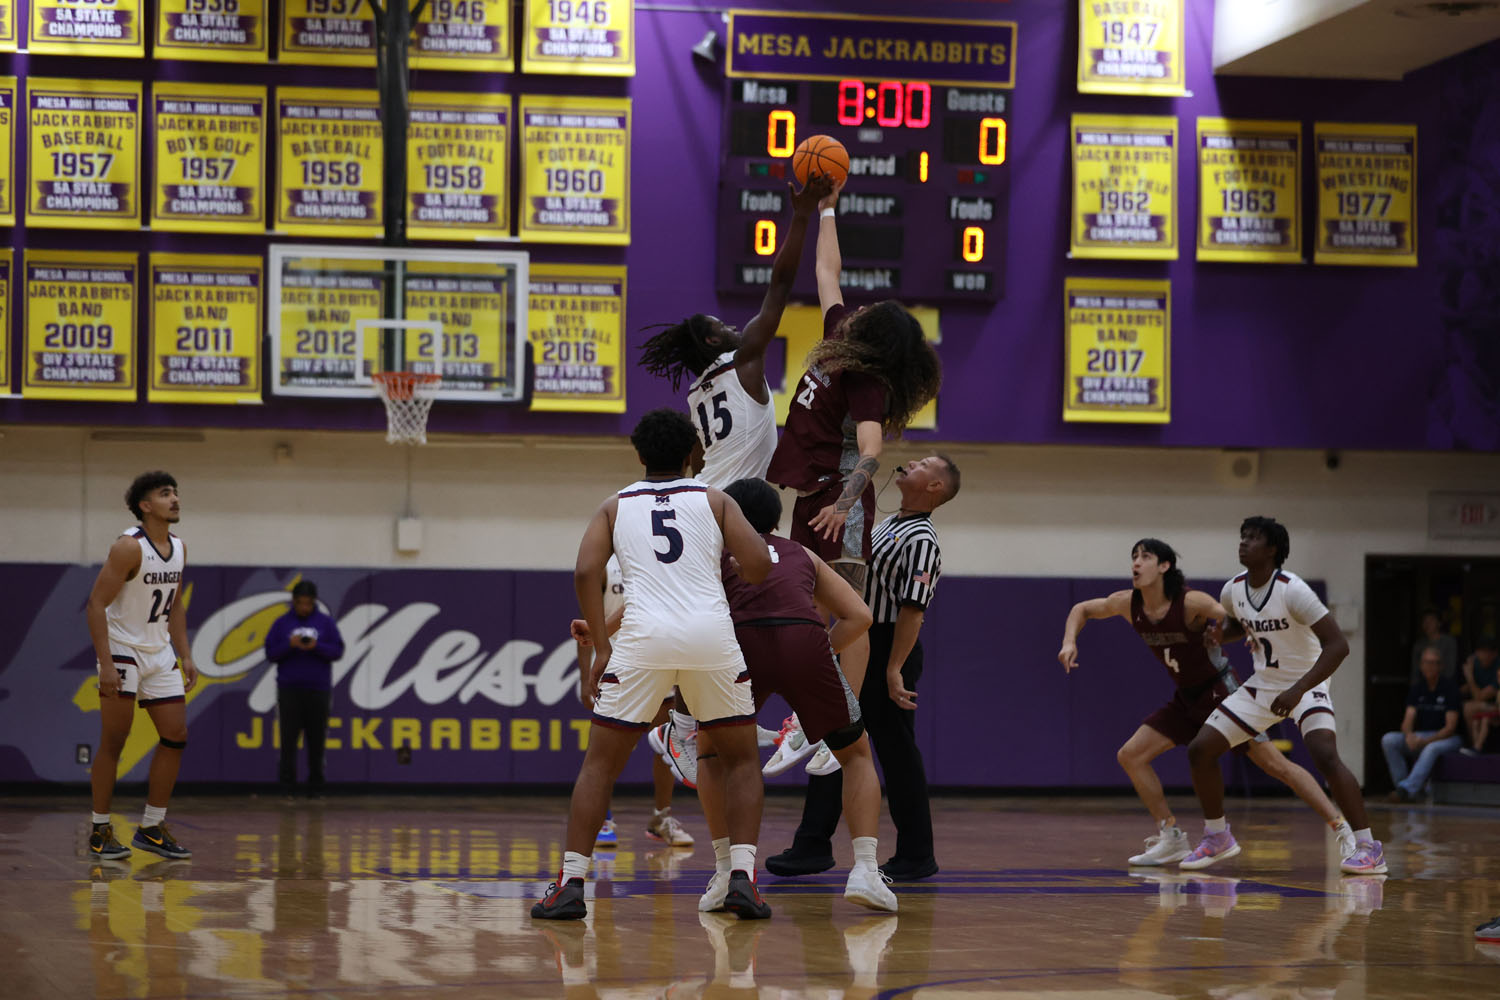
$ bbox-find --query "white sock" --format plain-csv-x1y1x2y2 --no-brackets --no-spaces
713,837,732,874
1329,816,1349,830
1204,816,1227,834
561,850,591,882
730,843,756,876
671,708,697,733
91,812,110,826
142,804,166,828
1160,817,1178,832
1354,827,1372,843
851,836,879,872
653,805,671,819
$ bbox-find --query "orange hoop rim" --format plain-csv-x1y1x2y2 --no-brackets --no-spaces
373,371,442,401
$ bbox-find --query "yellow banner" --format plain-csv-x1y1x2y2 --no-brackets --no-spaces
528,264,626,412
413,0,512,70
280,0,374,66
1071,113,1177,260
156,0,268,62
275,260,385,391
30,0,144,55
1077,0,1184,96
275,87,383,238
148,254,263,404
1063,277,1170,424
521,0,633,76
1314,122,1417,267
26,78,142,230
151,83,266,234
0,1,15,50
518,94,630,245
408,92,511,241
1197,118,1301,263
0,78,14,226
0,249,10,392
403,261,514,395
22,249,139,402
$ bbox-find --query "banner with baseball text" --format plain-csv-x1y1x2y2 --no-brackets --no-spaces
1197,118,1301,263
527,263,626,413
148,253,263,404
27,78,143,230
275,87,383,238
518,94,630,245
1077,0,1185,96
152,83,267,234
1070,113,1177,260
22,249,139,402
156,0,269,63
1314,122,1417,267
1063,276,1170,424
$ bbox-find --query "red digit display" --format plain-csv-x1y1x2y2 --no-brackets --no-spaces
837,80,863,126
905,83,931,128
876,81,904,127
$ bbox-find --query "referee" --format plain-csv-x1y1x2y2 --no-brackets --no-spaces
767,454,960,882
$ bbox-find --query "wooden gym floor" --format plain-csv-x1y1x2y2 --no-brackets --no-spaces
2,792,1498,998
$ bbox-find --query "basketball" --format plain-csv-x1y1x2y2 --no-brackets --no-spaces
792,134,850,186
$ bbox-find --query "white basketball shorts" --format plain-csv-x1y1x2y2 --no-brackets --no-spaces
592,662,754,729
109,641,185,703
1206,681,1336,748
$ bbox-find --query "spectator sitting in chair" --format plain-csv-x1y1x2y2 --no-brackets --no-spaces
1461,636,1500,753
1382,647,1462,802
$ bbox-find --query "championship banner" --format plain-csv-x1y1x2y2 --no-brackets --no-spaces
275,263,386,389
408,92,511,240
404,261,516,397
280,0,374,66
527,264,626,413
0,250,10,393
1077,0,1184,96
726,9,1015,88
521,0,633,76
1197,118,1300,263
275,88,383,238
30,0,145,56
156,0,268,63
1062,277,1170,424
1314,122,1418,267
22,250,138,402
0,2,15,51
151,83,266,234
518,95,630,245
148,254,263,404
413,0,511,70
26,79,143,230
0,78,14,227
1070,113,1177,260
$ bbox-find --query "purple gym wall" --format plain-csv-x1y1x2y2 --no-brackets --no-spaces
0,561,1311,789
1,1,1496,450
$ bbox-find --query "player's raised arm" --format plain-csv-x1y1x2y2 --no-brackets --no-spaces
809,549,873,654
1058,589,1132,671
813,179,845,314
710,488,772,583
86,536,142,698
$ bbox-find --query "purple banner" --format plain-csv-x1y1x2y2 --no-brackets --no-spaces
727,11,1016,87
529,196,619,228
31,352,128,384
158,356,251,386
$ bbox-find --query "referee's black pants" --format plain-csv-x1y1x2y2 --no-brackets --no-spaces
788,623,934,862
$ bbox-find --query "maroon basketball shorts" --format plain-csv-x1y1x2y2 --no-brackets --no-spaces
734,621,859,744
1143,683,1258,756
789,479,875,564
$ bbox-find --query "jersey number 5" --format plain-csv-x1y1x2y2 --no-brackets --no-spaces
651,510,683,564
148,588,176,624
696,392,733,448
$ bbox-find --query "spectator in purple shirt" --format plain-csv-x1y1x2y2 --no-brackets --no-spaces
264,581,344,800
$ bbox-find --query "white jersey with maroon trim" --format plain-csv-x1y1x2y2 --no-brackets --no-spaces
106,527,184,653
687,351,778,488
1220,569,1330,692
604,555,625,620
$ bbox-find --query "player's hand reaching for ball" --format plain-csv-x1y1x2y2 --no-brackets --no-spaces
888,669,917,710
818,177,844,213
1058,642,1079,672
810,502,849,541
790,173,835,216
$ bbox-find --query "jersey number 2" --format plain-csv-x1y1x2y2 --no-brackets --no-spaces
1258,638,1281,669
148,588,176,623
652,510,683,563
696,392,733,447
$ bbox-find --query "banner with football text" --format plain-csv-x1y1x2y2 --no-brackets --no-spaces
1070,113,1177,260
527,263,626,413
1197,118,1301,263
31,0,145,56
1314,122,1417,267
275,87,383,238
22,249,139,402
27,78,143,230
148,253,263,404
156,0,269,63
1077,0,1185,95
152,82,267,234
1062,276,1170,424
521,0,633,76
518,94,630,245
0,76,14,227
407,91,511,240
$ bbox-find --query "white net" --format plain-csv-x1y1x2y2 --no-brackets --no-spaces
373,373,442,445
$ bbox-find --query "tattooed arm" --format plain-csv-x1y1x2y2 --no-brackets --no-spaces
809,420,882,542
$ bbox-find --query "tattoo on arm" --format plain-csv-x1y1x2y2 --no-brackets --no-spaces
835,457,879,514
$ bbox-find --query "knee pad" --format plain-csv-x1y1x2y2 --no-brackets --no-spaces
159,736,187,750
822,719,865,753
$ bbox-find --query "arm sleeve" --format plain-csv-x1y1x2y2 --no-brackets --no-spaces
263,612,293,663
314,614,345,661
897,539,941,610
1286,578,1330,626
844,372,886,425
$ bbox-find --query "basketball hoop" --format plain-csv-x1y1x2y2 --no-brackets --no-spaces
373,372,442,445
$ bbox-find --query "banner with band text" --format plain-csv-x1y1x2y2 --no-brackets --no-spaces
27,78,143,231
156,0,268,62
518,94,630,245
521,0,633,76
1070,114,1178,260
22,249,139,402
528,263,627,413
148,253,264,404
1197,118,1301,264
1077,0,1185,96
1314,122,1417,267
1062,277,1170,424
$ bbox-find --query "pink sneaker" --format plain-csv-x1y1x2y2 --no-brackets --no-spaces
1339,839,1388,875
1178,828,1241,870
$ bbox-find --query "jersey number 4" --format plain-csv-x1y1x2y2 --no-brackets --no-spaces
794,374,818,410
696,391,733,447
148,588,176,624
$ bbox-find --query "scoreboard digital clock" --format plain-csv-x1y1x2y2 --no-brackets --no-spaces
716,76,1012,302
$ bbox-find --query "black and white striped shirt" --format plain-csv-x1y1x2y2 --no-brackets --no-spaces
864,512,942,624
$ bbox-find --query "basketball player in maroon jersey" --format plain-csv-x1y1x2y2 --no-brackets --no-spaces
1057,538,1354,867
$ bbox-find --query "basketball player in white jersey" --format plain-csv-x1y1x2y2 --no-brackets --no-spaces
1182,516,1385,875
85,471,198,862
533,409,773,922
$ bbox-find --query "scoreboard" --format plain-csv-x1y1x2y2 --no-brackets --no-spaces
717,10,1016,302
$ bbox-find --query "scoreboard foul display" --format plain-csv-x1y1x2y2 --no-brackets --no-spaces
719,10,1016,302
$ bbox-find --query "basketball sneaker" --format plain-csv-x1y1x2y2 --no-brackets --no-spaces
1332,819,1357,861
88,823,131,861
132,824,191,860
699,871,730,912
1128,824,1191,866
1475,915,1500,942
1178,828,1240,870
646,810,695,848
805,742,842,776
756,726,780,748
844,867,898,912
647,720,698,789
723,870,772,920
1339,840,1388,875
596,812,618,848
763,715,817,776
531,877,587,920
